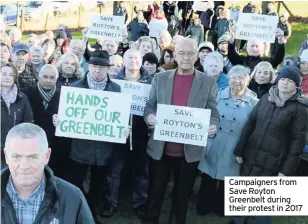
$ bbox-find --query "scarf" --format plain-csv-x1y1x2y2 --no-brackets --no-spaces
87,75,107,90
37,82,56,109
268,86,296,107
1,84,18,109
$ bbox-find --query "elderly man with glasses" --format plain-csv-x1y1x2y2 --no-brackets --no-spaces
142,38,220,224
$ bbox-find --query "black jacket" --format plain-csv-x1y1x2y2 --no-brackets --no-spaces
56,74,80,89
23,86,71,167
234,92,308,176
248,80,273,99
69,74,121,166
228,42,285,71
127,19,149,41
1,92,33,149
1,166,94,224
18,64,37,91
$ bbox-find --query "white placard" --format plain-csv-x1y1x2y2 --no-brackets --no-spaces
225,177,308,216
192,1,208,12
55,86,132,143
86,14,125,41
112,79,151,116
236,13,278,43
154,104,211,147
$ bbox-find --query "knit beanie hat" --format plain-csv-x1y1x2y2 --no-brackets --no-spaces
218,33,230,44
300,49,308,62
56,29,67,40
276,65,302,87
198,41,214,52
143,53,159,67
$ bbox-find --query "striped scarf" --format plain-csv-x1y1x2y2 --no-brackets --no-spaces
37,82,56,109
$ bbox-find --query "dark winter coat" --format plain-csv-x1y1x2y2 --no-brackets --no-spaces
248,80,273,99
23,85,71,168
185,25,204,45
1,92,34,149
228,42,285,71
1,166,94,224
214,18,231,38
56,74,80,89
200,9,214,30
115,66,152,151
69,74,121,166
234,92,308,176
127,19,149,41
277,21,292,39
18,64,38,91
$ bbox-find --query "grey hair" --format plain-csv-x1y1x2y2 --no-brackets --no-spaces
123,48,142,67
228,65,251,78
30,45,44,56
203,52,224,72
69,39,86,51
4,123,49,153
56,53,83,79
39,64,59,79
175,37,198,53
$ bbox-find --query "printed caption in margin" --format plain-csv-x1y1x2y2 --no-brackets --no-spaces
225,177,308,216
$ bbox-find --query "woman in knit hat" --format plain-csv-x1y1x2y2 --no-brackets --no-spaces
232,65,308,224
300,49,308,96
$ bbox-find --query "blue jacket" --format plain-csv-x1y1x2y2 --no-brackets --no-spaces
216,72,229,91
127,19,149,41
198,87,259,179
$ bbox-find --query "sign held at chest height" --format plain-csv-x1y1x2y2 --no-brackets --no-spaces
112,79,151,116
154,104,211,147
236,13,278,43
55,86,132,143
86,14,125,41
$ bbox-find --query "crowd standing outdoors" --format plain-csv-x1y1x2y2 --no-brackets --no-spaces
1,1,308,224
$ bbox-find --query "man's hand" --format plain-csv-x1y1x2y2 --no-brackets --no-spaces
236,157,243,164
147,114,157,126
123,126,132,139
229,25,237,44
276,28,286,44
278,173,285,177
208,125,217,138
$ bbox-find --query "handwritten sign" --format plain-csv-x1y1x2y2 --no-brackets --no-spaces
55,86,132,143
154,104,211,147
112,79,151,116
236,13,278,43
86,14,125,41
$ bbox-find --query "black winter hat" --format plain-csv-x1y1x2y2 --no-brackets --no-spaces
56,29,67,40
88,50,112,66
276,65,302,87
143,53,159,67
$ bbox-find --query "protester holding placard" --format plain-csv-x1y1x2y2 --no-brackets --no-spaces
232,65,308,224
228,25,285,71
101,48,152,219
197,65,258,217
142,38,220,224
52,50,126,217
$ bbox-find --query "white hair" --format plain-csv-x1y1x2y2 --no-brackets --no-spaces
69,39,86,51
203,52,224,72
4,123,49,153
30,45,44,56
39,64,59,79
228,65,251,78
175,37,198,53
56,53,83,79
109,54,123,66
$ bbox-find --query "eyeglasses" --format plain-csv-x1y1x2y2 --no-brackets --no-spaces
176,51,196,57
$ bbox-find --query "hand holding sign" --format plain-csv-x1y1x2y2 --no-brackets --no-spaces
52,114,61,127
229,25,237,44
148,114,157,127
208,125,217,138
276,28,286,44
236,157,243,164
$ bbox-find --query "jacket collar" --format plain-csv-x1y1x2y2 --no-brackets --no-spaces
81,72,112,89
116,66,151,83
1,166,59,212
220,87,257,102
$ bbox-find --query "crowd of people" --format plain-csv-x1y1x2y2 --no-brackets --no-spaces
1,1,308,224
